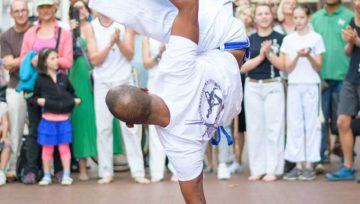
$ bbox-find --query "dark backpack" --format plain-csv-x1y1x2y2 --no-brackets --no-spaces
16,135,42,181
16,135,28,180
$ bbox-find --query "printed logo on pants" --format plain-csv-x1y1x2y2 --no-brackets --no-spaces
186,79,224,140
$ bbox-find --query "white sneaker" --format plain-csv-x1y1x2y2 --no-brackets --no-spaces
0,171,6,186
61,177,73,186
217,163,231,180
39,177,52,186
228,162,243,174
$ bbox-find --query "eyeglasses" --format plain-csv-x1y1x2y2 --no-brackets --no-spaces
12,9,28,15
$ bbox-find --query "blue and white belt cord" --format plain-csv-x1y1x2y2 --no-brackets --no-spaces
218,40,251,63
211,126,233,146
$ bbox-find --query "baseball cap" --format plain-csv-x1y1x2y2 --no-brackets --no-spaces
37,0,54,7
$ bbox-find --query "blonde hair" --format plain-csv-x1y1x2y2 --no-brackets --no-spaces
277,0,297,22
236,5,255,22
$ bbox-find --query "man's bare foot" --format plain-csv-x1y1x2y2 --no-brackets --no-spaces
151,177,163,183
248,175,262,181
97,177,113,184
134,177,150,184
262,174,277,182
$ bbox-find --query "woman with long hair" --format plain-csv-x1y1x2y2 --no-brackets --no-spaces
68,0,97,181
274,0,297,35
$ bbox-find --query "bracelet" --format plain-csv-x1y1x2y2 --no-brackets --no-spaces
152,54,162,63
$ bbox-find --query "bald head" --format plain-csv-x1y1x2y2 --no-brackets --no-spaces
106,85,152,124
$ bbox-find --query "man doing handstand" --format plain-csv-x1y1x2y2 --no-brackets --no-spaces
105,1,246,203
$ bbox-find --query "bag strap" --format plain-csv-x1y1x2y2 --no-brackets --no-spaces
56,27,62,51
76,37,92,71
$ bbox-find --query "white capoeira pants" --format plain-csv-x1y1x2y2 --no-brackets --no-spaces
6,88,27,174
245,79,285,176
148,124,166,179
285,84,321,163
94,79,145,178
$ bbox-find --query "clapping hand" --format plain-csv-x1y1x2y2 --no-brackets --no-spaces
297,48,311,57
110,28,121,46
342,26,358,44
260,40,272,57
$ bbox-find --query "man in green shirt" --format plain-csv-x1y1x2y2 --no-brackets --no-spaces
311,0,353,168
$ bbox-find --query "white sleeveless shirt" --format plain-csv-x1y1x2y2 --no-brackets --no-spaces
91,18,132,82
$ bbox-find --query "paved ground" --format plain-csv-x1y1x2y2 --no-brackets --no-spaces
1,138,359,204
0,169,359,204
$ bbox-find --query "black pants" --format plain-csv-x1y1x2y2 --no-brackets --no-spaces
25,100,62,177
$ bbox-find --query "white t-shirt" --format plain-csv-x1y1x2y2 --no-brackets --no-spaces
89,0,247,52
153,36,242,151
91,18,132,82
280,30,325,84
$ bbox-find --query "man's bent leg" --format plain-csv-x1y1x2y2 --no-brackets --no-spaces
179,173,206,204
337,115,354,168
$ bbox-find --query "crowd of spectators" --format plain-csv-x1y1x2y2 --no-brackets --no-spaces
0,0,359,187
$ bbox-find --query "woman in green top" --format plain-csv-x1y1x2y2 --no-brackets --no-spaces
69,0,123,180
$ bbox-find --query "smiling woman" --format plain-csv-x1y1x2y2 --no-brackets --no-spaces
240,3,286,183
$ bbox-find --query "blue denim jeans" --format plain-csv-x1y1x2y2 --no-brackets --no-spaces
320,80,343,163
